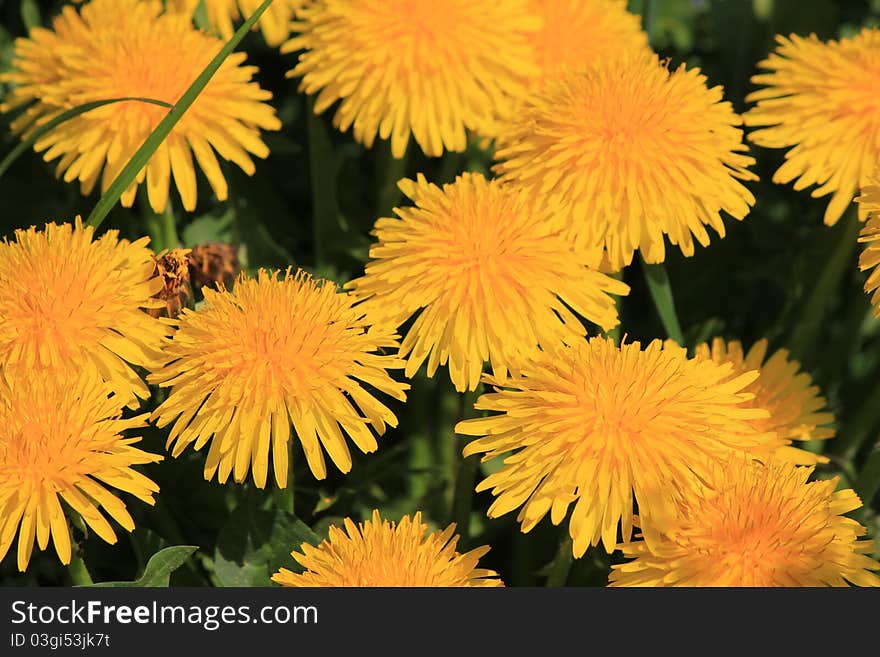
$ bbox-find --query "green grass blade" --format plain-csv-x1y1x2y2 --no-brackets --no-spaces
85,0,275,230
640,255,685,345
0,97,173,180
788,209,860,362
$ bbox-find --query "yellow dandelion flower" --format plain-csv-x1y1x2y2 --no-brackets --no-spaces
272,510,503,587
0,219,167,408
527,0,649,81
346,173,629,393
494,51,756,271
692,338,834,465
609,460,880,587
0,371,160,572
857,177,880,316
2,0,281,213
149,269,409,489
282,0,538,158
745,29,880,225
456,337,776,557
171,0,305,47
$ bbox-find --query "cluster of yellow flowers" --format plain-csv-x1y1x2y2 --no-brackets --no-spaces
2,0,880,587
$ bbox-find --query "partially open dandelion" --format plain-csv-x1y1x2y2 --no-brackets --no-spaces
692,338,834,464
272,510,503,587
745,29,880,225
282,0,538,158
0,371,160,572
527,0,648,82
456,337,776,557
609,460,880,586
346,173,629,392
172,0,305,46
857,176,880,316
2,0,281,213
149,269,409,489
0,220,167,408
494,51,756,271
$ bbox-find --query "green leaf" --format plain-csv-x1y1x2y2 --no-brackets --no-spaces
85,0,275,229
214,503,320,587
0,98,173,181
20,0,41,31
181,209,235,246
86,546,198,587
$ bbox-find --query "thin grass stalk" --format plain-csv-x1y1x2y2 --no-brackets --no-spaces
450,386,482,547
0,98,173,181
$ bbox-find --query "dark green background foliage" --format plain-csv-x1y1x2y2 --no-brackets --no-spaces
3,0,880,587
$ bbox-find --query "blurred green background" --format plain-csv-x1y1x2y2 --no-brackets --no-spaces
3,0,880,587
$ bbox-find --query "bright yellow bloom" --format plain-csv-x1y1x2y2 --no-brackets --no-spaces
527,0,648,82
456,337,774,557
858,177,880,316
272,510,503,587
609,460,880,586
346,173,629,392
692,338,834,465
171,0,305,47
0,371,160,572
0,220,167,408
494,51,756,271
745,29,880,225
149,269,409,489
2,0,281,213
282,0,538,158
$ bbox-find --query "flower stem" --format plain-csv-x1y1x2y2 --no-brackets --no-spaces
376,140,408,218
545,536,574,587
835,385,880,461
306,96,339,269
788,209,861,362
145,202,179,252
604,269,625,344
68,552,93,586
274,441,296,515
854,440,880,506
450,387,481,547
640,255,685,345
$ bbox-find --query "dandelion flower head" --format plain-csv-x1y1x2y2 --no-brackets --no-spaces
609,459,880,587
745,28,880,225
272,510,503,587
457,337,773,556
283,0,538,158
149,268,409,489
347,173,629,392
0,219,167,408
692,337,834,465
0,371,160,572
494,51,756,271
2,0,281,213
